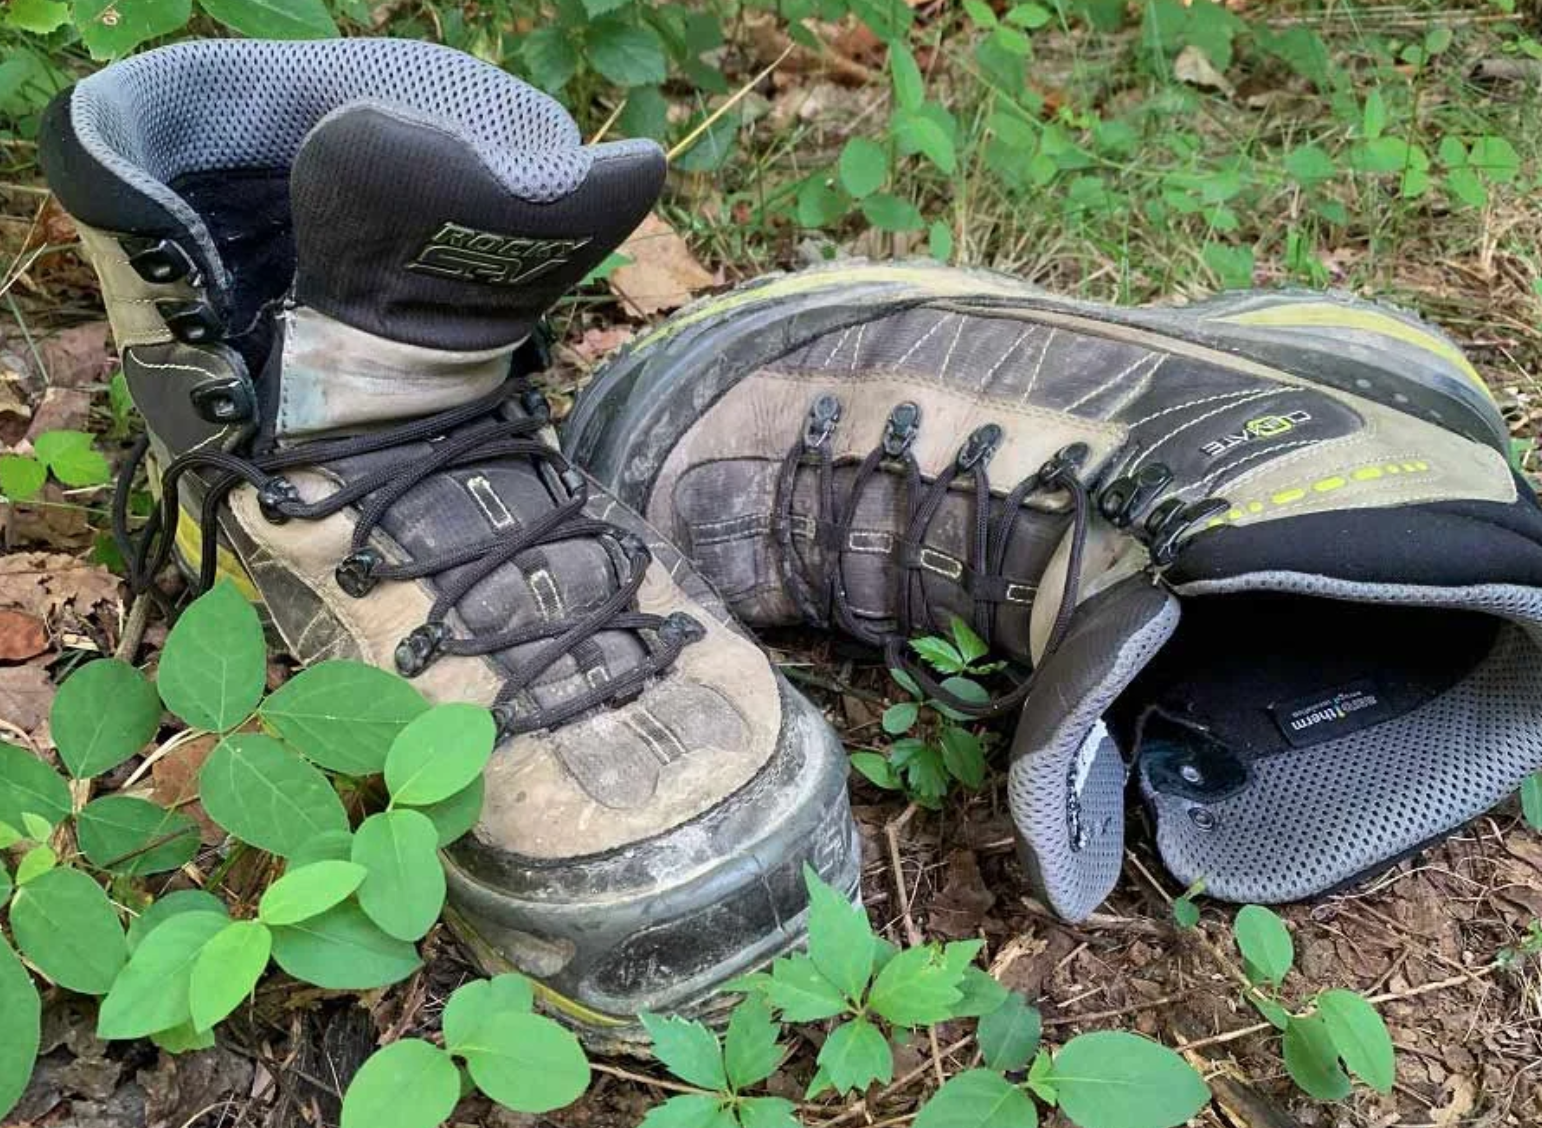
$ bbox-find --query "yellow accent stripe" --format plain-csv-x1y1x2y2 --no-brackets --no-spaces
172,510,262,602
1206,460,1435,530
1218,303,1495,405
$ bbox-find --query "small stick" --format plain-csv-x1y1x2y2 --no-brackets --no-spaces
668,44,795,163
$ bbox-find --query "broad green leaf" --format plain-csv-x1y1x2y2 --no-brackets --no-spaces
189,920,271,1031
198,0,336,37
1522,772,1542,830
940,727,986,788
1282,1015,1351,1100
839,138,888,199
1438,135,1468,168
0,455,46,501
868,945,967,1027
127,889,227,952
0,938,40,1123
523,26,579,91
0,862,9,908
950,617,988,664
269,901,421,989
724,995,781,1091
199,734,349,857
619,85,669,141
813,1018,891,1096
1283,144,1337,186
4,0,69,33
1172,897,1200,930
1202,242,1254,289
890,668,922,696
977,991,1041,1071
342,1039,460,1128
588,19,667,86
850,752,900,790
1248,988,1292,1031
32,430,110,487
151,1020,215,1053
890,44,924,111
862,193,925,233
896,113,957,174
929,221,954,263
915,1069,1037,1128
288,829,355,867
458,1010,591,1112
804,865,875,1003
352,810,445,941
258,860,367,926
1446,167,1488,209
10,867,127,995
1317,990,1394,1093
97,911,228,1039
962,0,998,27
910,636,965,674
77,795,200,876
0,823,20,849
882,702,919,735
261,661,428,775
51,659,162,779
763,954,847,1022
990,24,1032,56
1362,88,1386,140
15,844,55,885
797,176,849,228
1470,135,1521,183
1425,25,1453,54
1235,904,1294,986
442,974,535,1051
671,108,740,174
0,741,70,830
1052,1032,1210,1128
406,775,485,847
158,581,266,732
384,703,495,806
642,1012,727,1091
737,1097,799,1128
640,1095,736,1128
74,0,191,58
952,967,1010,1018
20,812,50,842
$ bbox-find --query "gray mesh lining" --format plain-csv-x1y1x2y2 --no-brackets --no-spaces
1151,575,1542,902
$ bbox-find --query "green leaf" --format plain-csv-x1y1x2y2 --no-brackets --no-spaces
990,24,1032,56
0,938,40,1123
882,702,919,735
672,108,740,174
260,660,428,775
813,1018,892,1096
458,1010,591,1112
1007,2,1053,27
406,775,485,847
619,86,670,142
199,734,349,857
962,0,997,27
862,193,925,233
10,866,127,995
1247,988,1292,1031
1522,772,1542,830
977,991,1041,1071
1282,1015,1352,1100
1424,25,1453,55
839,138,889,199
724,995,781,1091
288,829,355,867
1026,1050,1056,1103
51,659,162,780
1234,904,1294,986
949,617,987,664
151,1019,215,1053
32,430,109,487
127,889,227,952
581,0,628,13
198,0,337,38
384,703,495,806
910,636,965,674
895,113,957,175
0,823,20,849
1051,1032,1209,1128
949,968,1007,1021
940,727,986,788
1202,242,1254,289
20,812,50,841
1172,897,1200,930
762,954,848,1022
928,221,954,263
0,741,71,830
0,862,9,908
0,456,46,501
1316,990,1394,1093
915,1069,1038,1128
890,43,924,111
158,581,266,732
890,668,922,696
804,864,875,1003
640,1094,736,1128
97,911,228,1039
1282,144,1336,186
15,844,55,884
850,752,900,790
1362,88,1386,140
523,25,579,91
1438,135,1468,168
1446,167,1488,208
342,1039,461,1128
4,0,69,33
443,974,535,1051
1470,135,1521,183
868,944,967,1027
737,1097,799,1128
643,1012,728,1091
588,18,668,86
77,795,199,876
796,176,849,228
259,860,367,926
351,810,445,942
850,0,914,41
189,919,271,1031
269,901,422,989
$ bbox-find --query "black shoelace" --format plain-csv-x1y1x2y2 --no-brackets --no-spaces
113,382,702,736
774,394,1092,720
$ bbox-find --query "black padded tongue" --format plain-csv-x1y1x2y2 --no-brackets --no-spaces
290,101,664,351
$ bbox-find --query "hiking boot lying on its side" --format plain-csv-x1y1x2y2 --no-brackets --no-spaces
565,261,1542,919
39,40,858,1045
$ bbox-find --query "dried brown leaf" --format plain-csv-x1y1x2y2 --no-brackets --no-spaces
0,608,49,662
0,664,54,735
0,552,121,618
151,733,223,845
608,213,715,318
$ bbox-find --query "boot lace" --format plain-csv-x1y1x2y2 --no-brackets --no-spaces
114,382,702,737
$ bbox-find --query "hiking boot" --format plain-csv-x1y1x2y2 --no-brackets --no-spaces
565,261,1542,919
39,40,858,1042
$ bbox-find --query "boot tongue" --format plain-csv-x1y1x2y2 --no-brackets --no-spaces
274,99,662,437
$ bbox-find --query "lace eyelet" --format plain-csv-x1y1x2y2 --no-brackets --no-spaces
1038,442,1089,487
803,394,842,450
957,423,1004,471
335,548,382,598
258,477,301,524
394,622,447,677
658,611,706,646
882,402,921,458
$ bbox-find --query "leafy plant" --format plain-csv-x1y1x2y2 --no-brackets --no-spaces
0,429,111,501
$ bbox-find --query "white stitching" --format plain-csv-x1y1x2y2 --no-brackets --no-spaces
1196,438,1320,493
895,313,954,367
1128,387,1283,472
1062,351,1160,414
940,314,967,378
981,326,1033,391
1124,385,1273,431
1021,327,1056,401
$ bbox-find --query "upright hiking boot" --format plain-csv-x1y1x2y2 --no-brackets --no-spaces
39,41,857,1042
565,261,1542,919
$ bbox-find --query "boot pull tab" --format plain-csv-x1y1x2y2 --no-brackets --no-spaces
958,423,1004,471
882,402,922,458
804,394,842,451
